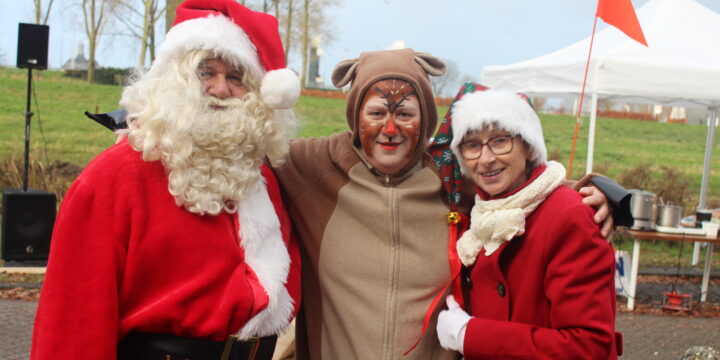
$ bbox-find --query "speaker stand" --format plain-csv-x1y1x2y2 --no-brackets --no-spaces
23,68,34,192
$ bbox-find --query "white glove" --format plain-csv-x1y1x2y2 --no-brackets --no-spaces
436,295,471,354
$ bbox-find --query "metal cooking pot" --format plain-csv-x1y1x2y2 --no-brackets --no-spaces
657,204,683,227
629,189,657,221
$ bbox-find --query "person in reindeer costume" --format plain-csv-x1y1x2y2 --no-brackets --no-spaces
30,1,301,359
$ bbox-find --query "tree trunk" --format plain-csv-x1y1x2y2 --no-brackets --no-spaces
300,0,309,88
34,0,42,24
149,16,156,62
82,0,110,83
165,0,182,33
283,0,293,62
274,0,279,17
85,0,97,83
138,0,152,67
34,0,55,25
87,33,97,83
42,0,55,24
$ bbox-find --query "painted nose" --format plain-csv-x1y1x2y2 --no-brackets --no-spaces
383,117,398,135
205,77,231,99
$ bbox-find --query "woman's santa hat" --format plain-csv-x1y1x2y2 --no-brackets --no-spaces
447,85,548,174
155,0,300,109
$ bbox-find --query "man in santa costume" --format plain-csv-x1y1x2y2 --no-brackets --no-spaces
30,1,301,359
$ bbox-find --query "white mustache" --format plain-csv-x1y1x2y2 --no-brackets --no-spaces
204,95,248,110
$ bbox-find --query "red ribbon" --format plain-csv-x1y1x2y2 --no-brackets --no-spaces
403,214,467,355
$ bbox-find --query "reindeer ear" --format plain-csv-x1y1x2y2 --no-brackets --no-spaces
414,53,446,77
332,58,360,88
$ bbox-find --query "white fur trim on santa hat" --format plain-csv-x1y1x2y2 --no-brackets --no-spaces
261,68,300,110
153,15,300,110
236,176,294,339
449,90,547,175
155,15,265,83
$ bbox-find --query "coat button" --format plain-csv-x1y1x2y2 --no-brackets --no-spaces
463,273,473,289
497,283,506,297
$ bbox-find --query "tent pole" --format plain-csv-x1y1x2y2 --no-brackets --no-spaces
698,107,717,209
586,93,599,174
692,107,717,265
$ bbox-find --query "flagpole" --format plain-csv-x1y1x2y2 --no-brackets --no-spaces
567,7,600,179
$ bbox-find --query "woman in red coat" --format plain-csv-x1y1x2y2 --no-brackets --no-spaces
435,84,620,359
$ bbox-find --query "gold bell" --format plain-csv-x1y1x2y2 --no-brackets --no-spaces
447,211,460,224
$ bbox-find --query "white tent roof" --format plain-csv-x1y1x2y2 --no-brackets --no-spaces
481,0,720,109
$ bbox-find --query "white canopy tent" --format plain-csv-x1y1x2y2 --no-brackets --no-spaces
482,0,720,307
482,0,720,206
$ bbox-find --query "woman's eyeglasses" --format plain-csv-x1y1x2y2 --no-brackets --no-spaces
459,135,515,160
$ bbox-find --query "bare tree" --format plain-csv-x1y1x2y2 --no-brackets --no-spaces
283,0,294,62
300,0,309,88
115,0,165,67
81,0,118,82
430,58,466,97
34,0,56,24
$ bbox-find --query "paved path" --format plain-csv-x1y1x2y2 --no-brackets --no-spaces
617,314,720,360
0,299,36,360
2,299,719,360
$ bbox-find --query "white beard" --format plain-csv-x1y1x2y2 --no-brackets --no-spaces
168,95,272,215
127,92,288,216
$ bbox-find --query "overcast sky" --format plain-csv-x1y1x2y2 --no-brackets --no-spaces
2,0,720,94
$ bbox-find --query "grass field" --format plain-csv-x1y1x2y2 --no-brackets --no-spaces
1,67,719,268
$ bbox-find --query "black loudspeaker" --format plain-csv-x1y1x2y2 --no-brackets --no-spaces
1,188,56,261
16,23,49,70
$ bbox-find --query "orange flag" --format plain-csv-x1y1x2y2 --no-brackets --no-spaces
597,0,648,46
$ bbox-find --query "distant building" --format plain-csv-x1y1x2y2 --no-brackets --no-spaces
307,35,323,88
61,43,99,71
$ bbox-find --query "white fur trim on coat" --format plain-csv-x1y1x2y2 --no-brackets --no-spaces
154,15,265,82
449,90,547,175
236,176,294,338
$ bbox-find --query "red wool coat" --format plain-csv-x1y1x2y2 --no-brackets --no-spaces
30,140,301,360
462,184,619,360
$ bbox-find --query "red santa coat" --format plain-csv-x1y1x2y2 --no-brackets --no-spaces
463,182,619,360
30,140,301,359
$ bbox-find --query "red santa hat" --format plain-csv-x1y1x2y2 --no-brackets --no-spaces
155,0,300,109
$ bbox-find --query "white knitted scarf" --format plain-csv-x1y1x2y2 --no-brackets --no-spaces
457,161,566,266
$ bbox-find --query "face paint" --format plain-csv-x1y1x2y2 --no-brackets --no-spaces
358,79,422,175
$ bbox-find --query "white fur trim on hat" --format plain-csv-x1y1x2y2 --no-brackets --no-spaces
449,90,547,174
154,15,300,110
236,176,294,338
155,15,265,83
261,68,301,110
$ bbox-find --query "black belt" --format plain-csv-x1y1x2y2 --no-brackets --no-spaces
117,331,278,360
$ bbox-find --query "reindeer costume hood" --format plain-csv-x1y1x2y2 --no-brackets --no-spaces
332,48,446,172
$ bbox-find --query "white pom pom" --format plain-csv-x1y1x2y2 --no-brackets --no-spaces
261,68,300,109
